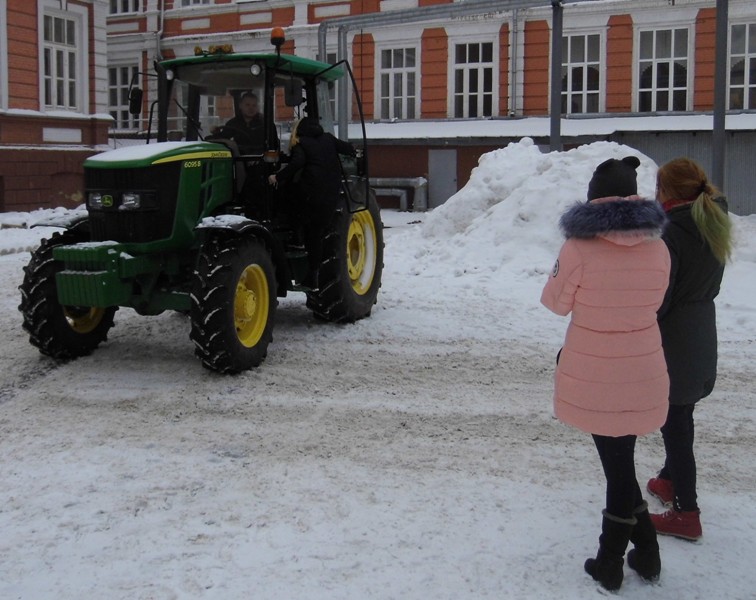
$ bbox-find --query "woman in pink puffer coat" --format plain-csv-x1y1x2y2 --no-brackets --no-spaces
541,156,670,591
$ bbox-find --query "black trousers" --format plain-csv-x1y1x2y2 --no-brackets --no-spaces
659,403,698,511
592,434,644,520
302,202,334,273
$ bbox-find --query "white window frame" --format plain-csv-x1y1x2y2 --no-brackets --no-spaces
447,24,499,119
108,64,139,130
180,0,211,6
109,0,140,15
375,45,420,120
728,21,756,110
38,0,88,113
561,32,603,114
636,27,691,112
451,41,496,118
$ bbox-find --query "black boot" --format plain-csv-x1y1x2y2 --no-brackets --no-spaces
627,501,661,582
584,511,634,591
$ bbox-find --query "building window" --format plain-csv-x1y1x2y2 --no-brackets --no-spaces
638,28,689,112
109,0,139,15
109,65,139,129
729,23,756,110
453,42,493,118
561,34,601,114
379,47,417,120
42,14,78,110
180,0,210,6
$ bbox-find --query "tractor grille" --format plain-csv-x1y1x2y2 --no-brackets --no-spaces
85,163,181,243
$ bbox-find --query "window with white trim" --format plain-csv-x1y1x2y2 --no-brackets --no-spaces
109,0,140,15
42,14,79,110
729,23,756,110
109,65,139,129
561,33,601,114
181,0,210,6
638,28,689,112
453,42,493,118
378,47,418,120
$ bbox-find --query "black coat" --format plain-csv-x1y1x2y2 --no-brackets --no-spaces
277,119,355,207
218,114,278,155
657,202,727,405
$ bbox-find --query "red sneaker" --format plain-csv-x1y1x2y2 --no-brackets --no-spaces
647,477,674,507
651,509,702,541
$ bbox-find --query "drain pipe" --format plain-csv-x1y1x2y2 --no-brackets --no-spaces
509,9,519,116
155,0,165,61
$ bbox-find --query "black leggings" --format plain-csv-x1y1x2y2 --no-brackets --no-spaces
592,434,644,519
659,403,698,511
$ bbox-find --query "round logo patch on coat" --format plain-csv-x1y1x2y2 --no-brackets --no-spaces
551,259,559,277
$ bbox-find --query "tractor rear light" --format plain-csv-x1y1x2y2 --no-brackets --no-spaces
120,192,142,210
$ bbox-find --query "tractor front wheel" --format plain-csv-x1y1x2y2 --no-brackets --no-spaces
19,231,117,359
190,237,277,373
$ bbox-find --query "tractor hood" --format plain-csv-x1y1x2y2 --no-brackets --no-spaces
85,141,232,169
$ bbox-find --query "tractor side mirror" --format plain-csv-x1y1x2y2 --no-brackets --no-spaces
284,80,303,107
128,88,143,115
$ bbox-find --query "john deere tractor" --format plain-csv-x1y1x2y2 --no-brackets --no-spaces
19,30,384,374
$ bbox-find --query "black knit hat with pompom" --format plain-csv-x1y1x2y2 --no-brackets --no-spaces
587,156,641,201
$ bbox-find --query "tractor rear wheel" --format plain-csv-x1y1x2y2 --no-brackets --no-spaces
19,231,117,359
306,191,384,322
190,236,277,373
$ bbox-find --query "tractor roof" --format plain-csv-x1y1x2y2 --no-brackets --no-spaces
160,52,344,82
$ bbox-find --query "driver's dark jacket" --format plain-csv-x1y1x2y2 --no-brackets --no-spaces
218,114,277,155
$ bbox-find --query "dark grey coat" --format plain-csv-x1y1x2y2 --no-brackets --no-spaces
657,202,727,405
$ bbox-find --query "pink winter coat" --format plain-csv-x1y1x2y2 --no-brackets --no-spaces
541,196,671,437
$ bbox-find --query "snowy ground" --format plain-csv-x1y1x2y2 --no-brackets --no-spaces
0,139,754,599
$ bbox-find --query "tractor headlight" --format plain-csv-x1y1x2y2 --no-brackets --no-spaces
88,192,103,209
120,192,142,210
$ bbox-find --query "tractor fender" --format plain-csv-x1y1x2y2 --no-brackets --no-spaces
32,209,90,234
196,215,291,294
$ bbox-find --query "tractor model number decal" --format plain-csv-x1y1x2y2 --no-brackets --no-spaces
184,160,202,168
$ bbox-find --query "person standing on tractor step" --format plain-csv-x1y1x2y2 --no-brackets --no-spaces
541,156,670,592
647,157,733,542
268,116,355,289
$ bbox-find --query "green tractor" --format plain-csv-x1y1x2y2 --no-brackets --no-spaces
19,31,384,374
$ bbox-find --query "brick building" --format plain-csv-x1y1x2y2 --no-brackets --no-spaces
2,0,756,212
0,0,110,211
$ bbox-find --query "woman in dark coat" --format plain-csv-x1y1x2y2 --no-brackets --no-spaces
648,157,733,541
269,117,355,289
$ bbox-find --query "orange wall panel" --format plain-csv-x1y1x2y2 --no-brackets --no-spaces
694,8,716,110
353,34,375,120
606,14,633,112
523,20,549,115
421,28,449,118
499,23,510,116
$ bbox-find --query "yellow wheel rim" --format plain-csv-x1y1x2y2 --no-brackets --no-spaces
346,210,377,295
64,306,106,334
234,264,269,348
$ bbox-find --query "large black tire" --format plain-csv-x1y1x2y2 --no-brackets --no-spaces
306,192,384,322
19,231,117,359
190,236,277,374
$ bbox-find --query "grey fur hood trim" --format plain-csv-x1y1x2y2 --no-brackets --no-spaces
559,197,667,240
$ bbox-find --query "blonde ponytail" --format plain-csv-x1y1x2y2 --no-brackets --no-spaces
658,158,733,264
691,189,732,264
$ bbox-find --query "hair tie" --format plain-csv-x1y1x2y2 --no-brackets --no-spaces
698,181,708,195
